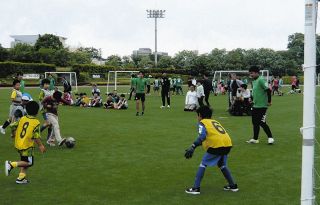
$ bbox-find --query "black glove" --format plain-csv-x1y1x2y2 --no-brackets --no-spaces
184,144,196,159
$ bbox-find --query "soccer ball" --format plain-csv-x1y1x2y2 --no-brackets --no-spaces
65,137,76,148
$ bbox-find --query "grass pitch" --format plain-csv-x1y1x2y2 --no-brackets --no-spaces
0,86,319,205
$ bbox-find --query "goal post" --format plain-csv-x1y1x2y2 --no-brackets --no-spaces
106,71,140,94
44,72,78,92
213,70,269,85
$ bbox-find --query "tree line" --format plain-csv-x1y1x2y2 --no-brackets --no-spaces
0,33,319,76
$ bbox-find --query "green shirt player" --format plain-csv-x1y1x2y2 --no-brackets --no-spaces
134,71,147,116
48,73,56,91
17,72,25,94
246,66,274,145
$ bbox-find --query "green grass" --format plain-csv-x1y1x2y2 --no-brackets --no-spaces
0,86,319,205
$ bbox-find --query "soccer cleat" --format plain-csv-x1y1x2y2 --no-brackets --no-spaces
185,187,200,195
268,138,275,145
224,184,239,192
167,105,170,108
5,161,13,176
136,112,139,116
46,140,56,147
0,126,6,135
160,106,165,109
246,139,259,144
141,112,144,116
16,178,29,184
58,138,66,146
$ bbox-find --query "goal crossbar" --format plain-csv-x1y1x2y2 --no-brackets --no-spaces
213,70,269,82
106,71,140,93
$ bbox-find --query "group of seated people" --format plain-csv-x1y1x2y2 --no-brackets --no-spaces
70,84,128,110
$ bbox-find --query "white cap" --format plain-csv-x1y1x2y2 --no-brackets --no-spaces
22,95,31,101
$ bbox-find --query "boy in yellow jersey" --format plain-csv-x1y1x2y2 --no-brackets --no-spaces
184,106,238,194
0,80,22,135
5,101,46,184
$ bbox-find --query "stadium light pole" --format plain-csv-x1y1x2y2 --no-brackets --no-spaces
301,0,317,205
146,9,166,68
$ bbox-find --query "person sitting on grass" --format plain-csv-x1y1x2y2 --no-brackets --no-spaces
90,92,102,107
80,93,90,107
104,94,114,109
91,84,101,96
184,85,198,112
112,90,120,103
184,105,238,194
62,92,73,105
5,101,46,184
114,94,128,110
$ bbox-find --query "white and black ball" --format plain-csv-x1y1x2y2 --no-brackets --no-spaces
65,137,76,148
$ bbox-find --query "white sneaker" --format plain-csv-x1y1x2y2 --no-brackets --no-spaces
268,138,275,145
167,105,170,108
246,139,259,144
46,140,56,147
58,138,66,146
160,106,165,109
0,126,6,135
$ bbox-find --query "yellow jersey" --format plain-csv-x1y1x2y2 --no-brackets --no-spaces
11,89,22,104
200,119,232,152
14,116,41,151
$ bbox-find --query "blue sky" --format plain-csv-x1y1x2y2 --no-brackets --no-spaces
0,0,305,57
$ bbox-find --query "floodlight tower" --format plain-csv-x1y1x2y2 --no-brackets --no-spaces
146,9,166,68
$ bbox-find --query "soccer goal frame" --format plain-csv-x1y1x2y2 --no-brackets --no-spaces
106,71,140,93
45,72,78,91
213,70,269,83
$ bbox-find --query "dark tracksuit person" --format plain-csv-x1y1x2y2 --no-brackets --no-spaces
160,73,171,108
203,75,213,106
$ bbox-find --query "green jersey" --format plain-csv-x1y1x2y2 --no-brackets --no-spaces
49,78,55,91
176,78,183,87
135,78,147,93
131,78,137,88
146,78,151,85
252,76,269,108
20,80,25,93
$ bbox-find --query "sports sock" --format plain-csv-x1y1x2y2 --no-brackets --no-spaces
11,161,18,168
220,166,235,185
18,172,26,180
194,166,206,188
2,120,11,129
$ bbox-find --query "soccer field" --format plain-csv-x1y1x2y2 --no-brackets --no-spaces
0,86,319,205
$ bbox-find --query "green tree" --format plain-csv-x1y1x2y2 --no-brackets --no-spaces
9,43,36,63
34,34,63,50
157,55,173,68
69,51,91,65
206,48,227,71
105,55,122,68
122,56,135,68
138,56,153,69
225,48,247,70
172,50,198,70
0,44,9,61
77,47,101,59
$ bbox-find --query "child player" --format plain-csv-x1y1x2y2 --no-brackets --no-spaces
5,101,46,184
134,71,147,116
39,79,54,146
41,91,66,146
184,106,238,194
0,80,22,135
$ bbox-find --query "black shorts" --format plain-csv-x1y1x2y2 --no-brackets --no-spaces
154,86,160,91
252,107,267,124
135,93,146,102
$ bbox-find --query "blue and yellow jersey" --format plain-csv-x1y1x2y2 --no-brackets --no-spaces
11,89,22,105
194,119,232,155
11,116,41,151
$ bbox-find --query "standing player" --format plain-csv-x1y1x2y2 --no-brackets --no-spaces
246,66,274,144
17,72,25,94
153,76,161,96
39,79,54,146
41,91,66,146
160,73,171,108
175,76,183,95
134,71,147,116
48,73,56,91
5,101,46,184
128,74,137,100
184,106,238,194
203,74,213,106
0,80,22,135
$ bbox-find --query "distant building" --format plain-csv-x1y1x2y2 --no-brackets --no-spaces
92,58,106,65
10,34,67,48
132,48,152,57
154,51,168,56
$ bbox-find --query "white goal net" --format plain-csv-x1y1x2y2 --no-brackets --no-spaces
106,71,139,94
45,72,78,92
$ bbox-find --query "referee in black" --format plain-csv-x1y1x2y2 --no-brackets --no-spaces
160,72,171,108
203,74,213,106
